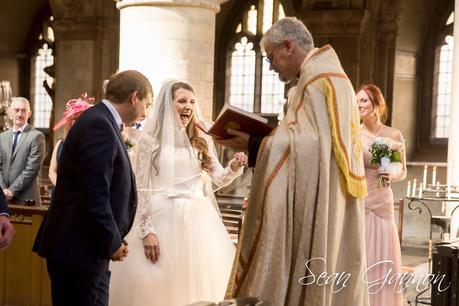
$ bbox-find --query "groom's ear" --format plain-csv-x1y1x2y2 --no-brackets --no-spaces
128,91,139,106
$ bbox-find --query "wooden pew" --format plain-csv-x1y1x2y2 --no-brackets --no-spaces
217,195,245,244
0,204,51,306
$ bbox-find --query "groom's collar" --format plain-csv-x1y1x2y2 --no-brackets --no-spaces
101,99,123,131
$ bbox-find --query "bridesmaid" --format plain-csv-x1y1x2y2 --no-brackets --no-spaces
356,84,407,306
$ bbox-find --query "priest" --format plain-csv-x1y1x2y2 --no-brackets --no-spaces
218,17,369,306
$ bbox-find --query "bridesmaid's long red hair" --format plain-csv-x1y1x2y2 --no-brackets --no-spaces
358,84,388,124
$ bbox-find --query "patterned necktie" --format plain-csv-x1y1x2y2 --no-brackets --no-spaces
12,131,20,154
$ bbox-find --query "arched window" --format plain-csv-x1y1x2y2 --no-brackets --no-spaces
31,15,54,129
224,0,288,120
228,37,256,111
432,12,454,139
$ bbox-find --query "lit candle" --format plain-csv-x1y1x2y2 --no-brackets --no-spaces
436,181,440,197
418,183,423,198
412,179,417,197
423,165,428,189
406,180,411,197
432,166,437,187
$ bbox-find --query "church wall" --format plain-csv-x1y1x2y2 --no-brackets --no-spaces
0,0,48,98
300,9,366,89
53,41,95,140
392,52,417,160
392,0,437,161
391,0,447,248
213,0,237,117
0,58,21,96
49,0,120,142
0,0,47,52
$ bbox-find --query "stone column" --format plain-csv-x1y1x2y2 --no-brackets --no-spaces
50,0,119,140
447,0,459,237
116,0,220,118
372,3,400,120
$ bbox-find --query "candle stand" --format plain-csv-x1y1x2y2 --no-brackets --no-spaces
406,185,459,305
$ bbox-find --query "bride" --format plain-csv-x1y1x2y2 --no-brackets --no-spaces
109,80,247,306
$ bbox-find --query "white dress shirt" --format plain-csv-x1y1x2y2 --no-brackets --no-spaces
12,123,28,143
102,100,123,130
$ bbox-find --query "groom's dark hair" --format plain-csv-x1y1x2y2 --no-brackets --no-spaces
105,70,153,104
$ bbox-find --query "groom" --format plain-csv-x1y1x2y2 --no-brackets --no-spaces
34,70,153,306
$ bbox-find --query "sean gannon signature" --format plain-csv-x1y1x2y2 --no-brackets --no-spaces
298,257,449,294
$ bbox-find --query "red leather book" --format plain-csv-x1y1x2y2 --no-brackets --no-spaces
206,104,275,139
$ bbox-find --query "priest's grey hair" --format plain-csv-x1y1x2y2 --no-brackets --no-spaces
260,17,314,52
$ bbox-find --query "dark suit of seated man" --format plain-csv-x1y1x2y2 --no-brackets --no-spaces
34,70,153,306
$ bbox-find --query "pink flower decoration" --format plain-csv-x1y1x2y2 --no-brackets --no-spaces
53,93,94,131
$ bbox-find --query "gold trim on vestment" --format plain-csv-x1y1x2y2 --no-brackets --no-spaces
231,147,290,296
323,77,367,197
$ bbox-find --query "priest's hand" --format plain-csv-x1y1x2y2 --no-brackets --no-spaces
143,233,160,263
213,129,249,151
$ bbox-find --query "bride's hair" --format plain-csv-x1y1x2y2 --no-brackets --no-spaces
171,82,212,171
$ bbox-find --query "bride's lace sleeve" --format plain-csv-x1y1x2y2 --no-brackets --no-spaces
129,132,158,239
206,147,244,188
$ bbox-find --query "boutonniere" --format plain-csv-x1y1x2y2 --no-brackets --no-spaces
124,138,135,152
120,126,135,152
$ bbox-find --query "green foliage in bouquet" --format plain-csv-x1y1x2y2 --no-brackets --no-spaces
368,142,401,166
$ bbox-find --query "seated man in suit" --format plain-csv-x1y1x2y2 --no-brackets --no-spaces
0,191,14,250
0,97,46,205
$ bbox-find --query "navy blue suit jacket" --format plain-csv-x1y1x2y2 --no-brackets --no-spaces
35,102,137,274
0,191,9,215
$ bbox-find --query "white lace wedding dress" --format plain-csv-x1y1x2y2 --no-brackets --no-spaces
109,130,240,306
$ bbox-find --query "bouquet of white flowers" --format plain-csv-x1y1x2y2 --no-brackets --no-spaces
369,137,403,187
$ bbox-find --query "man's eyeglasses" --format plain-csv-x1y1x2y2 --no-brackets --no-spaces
265,43,284,65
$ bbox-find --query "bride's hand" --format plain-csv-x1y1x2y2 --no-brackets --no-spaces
230,152,248,171
143,233,160,263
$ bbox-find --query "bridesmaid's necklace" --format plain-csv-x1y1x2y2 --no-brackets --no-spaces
361,122,383,136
